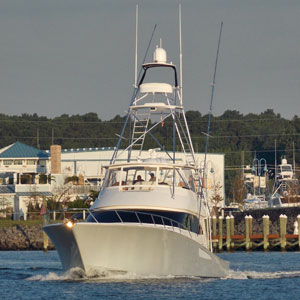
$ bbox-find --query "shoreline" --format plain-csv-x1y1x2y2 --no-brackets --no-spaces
0,224,54,251
1,207,300,251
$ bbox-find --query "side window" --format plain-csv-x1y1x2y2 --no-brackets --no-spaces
27,160,36,165
107,169,120,186
3,160,13,165
38,159,47,166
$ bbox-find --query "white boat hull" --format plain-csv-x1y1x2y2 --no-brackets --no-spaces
43,223,229,278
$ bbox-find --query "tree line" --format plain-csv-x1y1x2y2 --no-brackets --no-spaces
1,109,299,201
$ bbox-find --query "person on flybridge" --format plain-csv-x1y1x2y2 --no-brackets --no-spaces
133,175,144,184
149,173,156,181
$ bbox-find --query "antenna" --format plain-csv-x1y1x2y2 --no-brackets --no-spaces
179,3,183,105
134,4,138,87
203,21,223,176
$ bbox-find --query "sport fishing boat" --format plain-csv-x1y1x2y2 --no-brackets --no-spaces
268,158,300,207
43,7,229,278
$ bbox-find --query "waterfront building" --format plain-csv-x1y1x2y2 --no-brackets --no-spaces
0,142,225,219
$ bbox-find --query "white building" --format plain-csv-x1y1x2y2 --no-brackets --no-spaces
0,142,52,219
0,142,225,219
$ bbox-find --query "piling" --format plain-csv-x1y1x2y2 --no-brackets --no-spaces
42,198,48,252
230,215,235,248
226,216,231,251
263,215,269,251
218,216,223,251
212,216,217,249
245,215,252,251
280,214,287,250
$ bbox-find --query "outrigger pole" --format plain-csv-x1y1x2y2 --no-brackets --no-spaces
198,22,223,247
202,21,223,178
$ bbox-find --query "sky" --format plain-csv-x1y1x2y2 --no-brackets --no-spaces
0,0,300,120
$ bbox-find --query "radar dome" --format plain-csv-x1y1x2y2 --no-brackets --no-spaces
153,47,167,63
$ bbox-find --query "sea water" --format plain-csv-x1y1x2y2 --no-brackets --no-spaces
0,251,300,300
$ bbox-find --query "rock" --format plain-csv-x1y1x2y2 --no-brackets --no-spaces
0,224,54,251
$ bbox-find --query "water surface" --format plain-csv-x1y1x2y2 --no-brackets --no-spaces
1,251,300,299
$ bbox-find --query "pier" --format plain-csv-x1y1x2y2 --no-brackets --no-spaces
212,213,300,251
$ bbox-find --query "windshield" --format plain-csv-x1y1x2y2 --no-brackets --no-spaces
103,165,196,191
281,165,292,172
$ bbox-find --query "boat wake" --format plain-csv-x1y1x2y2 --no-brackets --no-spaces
27,267,300,282
224,269,300,280
27,267,177,282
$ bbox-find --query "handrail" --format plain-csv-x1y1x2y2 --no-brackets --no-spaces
45,207,91,222
48,207,90,213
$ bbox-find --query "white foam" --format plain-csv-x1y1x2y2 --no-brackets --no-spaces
28,268,86,281
223,269,300,280
27,267,177,282
28,266,300,282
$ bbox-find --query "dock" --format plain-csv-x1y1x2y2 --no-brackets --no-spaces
212,214,300,251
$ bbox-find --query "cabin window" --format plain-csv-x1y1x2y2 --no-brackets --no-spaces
104,165,198,191
106,167,159,187
107,168,121,187
281,166,292,172
87,210,200,234
14,160,23,165
121,167,156,186
27,160,36,165
3,160,13,165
